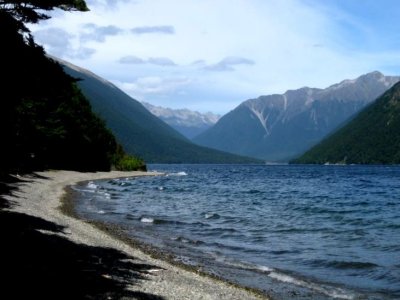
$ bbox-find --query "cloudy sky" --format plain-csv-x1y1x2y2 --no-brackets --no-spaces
30,0,400,114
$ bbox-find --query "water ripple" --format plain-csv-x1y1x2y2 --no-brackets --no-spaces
75,164,400,299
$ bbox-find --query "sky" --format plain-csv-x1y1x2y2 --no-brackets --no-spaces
29,0,400,114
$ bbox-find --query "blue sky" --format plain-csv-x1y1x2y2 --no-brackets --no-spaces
30,0,400,114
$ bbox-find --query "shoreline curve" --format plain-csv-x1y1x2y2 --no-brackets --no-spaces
4,170,268,300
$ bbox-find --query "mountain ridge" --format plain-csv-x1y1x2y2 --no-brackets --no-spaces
193,71,400,161
57,57,259,164
142,102,220,139
292,81,400,164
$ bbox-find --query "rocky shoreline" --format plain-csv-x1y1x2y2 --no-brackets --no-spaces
1,170,267,300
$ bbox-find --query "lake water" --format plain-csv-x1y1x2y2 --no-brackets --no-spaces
73,164,400,299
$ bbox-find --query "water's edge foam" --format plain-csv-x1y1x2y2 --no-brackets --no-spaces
68,179,360,300
66,165,400,300
62,184,271,299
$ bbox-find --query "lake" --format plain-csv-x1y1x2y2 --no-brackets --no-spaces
73,164,400,299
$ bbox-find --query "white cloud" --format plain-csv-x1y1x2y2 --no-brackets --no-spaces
118,55,146,64
80,23,123,43
29,0,400,114
131,25,175,35
205,56,255,72
86,0,131,9
34,27,96,59
112,76,192,100
34,27,74,51
147,57,176,66
118,56,176,66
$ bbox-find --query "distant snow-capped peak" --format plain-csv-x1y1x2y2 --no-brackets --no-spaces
142,102,220,127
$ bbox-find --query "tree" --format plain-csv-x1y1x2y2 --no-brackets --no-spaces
0,0,146,175
0,0,88,34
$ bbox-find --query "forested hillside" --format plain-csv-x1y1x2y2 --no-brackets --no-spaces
194,72,399,161
61,60,260,164
292,82,400,164
0,1,144,177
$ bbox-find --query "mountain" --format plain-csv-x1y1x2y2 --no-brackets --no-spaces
193,71,400,162
58,58,259,164
292,82,400,164
1,10,143,174
142,102,220,139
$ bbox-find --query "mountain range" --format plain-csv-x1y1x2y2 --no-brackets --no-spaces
58,58,258,164
193,71,400,162
292,81,400,164
142,102,220,139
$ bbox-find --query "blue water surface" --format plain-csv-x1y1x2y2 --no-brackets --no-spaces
74,164,400,299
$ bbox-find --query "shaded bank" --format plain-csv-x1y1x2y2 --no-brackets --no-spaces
0,174,163,300
0,171,264,300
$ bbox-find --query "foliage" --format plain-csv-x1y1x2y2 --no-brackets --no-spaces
113,155,146,171
112,145,146,171
0,0,88,26
0,5,145,174
292,82,400,164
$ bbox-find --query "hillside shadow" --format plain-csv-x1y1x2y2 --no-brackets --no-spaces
0,175,164,300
